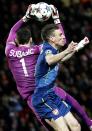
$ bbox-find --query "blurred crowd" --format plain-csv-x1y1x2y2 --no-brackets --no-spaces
0,0,92,131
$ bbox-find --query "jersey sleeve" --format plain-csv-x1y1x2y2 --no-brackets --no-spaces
44,44,56,56
6,19,25,43
5,19,25,56
42,45,53,64
33,45,40,54
5,42,16,56
44,48,53,56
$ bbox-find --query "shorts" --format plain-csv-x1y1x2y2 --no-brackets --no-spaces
32,88,71,120
27,95,54,131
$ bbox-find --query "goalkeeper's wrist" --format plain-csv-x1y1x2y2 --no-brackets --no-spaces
22,16,29,22
54,18,60,24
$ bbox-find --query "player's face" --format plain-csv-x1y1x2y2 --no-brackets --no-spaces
53,29,66,47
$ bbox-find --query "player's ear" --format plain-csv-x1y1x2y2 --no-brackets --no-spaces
49,35,55,42
15,38,19,46
29,37,32,44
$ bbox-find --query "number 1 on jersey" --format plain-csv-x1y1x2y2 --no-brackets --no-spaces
20,58,28,77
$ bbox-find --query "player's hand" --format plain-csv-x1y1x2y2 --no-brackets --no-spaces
67,41,77,53
82,36,89,45
75,36,89,51
49,5,59,19
22,4,36,22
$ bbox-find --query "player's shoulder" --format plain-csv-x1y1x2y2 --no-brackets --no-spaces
31,44,40,50
5,41,16,56
30,44,40,54
42,42,53,51
6,41,16,47
42,42,57,55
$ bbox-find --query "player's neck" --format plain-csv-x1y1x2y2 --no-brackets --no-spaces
49,42,59,50
19,43,31,47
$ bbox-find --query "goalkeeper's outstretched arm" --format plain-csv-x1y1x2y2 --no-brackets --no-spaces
6,4,36,44
50,5,66,43
6,19,25,43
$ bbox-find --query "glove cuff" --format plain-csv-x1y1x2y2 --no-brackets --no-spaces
54,18,60,24
22,16,30,22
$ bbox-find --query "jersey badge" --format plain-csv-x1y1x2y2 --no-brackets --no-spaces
52,109,59,115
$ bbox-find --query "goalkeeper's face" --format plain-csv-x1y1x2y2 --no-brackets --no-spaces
53,29,66,47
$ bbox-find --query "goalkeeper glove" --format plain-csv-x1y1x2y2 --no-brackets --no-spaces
49,5,60,24
22,4,36,22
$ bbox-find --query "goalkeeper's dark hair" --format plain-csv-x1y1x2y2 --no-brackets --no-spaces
16,27,31,44
41,24,59,42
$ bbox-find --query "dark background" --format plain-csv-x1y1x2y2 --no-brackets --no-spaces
0,0,92,131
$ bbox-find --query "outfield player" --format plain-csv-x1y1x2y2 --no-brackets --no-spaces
32,22,91,131
32,23,80,131
5,4,92,131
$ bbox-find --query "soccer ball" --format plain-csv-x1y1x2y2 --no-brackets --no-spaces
34,2,52,22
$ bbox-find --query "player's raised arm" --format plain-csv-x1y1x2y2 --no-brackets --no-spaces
45,41,77,65
50,5,66,44
6,4,36,44
75,36,89,51
61,37,90,62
